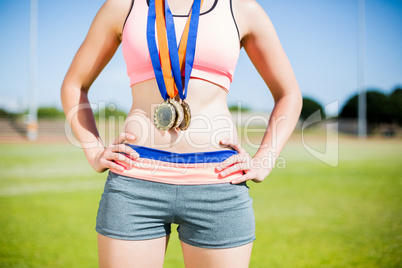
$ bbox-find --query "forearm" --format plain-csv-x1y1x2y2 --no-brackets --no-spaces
253,90,302,165
61,83,105,167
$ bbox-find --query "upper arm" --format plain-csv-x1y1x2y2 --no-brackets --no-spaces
62,0,132,92
233,0,300,102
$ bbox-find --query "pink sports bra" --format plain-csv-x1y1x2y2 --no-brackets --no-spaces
122,0,241,92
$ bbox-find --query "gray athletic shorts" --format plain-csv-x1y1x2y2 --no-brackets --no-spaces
96,171,256,249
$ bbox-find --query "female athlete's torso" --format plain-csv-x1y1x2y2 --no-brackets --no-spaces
125,79,236,153
122,0,241,153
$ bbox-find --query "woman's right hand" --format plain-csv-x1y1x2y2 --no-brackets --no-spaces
91,132,140,173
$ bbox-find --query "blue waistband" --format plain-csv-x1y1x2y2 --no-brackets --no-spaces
124,144,237,164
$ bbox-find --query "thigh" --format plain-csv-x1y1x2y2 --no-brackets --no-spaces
96,172,175,241
176,182,255,249
181,241,253,268
97,233,170,268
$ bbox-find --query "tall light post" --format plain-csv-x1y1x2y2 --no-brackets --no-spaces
357,0,367,138
27,0,38,140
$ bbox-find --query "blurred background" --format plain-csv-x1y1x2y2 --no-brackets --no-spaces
0,0,401,267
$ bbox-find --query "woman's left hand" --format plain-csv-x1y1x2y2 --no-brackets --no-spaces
216,138,273,184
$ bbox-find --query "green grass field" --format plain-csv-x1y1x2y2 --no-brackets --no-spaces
0,133,401,267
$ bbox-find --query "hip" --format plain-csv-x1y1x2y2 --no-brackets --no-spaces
111,144,244,185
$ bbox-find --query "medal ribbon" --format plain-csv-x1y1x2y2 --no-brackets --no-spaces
147,0,202,100
165,0,203,100
147,0,169,100
155,0,176,99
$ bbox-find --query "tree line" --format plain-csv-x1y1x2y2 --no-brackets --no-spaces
300,87,401,123
300,87,401,134
0,106,127,119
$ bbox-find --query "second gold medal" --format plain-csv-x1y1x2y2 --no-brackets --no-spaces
169,98,184,128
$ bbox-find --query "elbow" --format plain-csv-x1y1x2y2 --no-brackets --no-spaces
294,89,303,120
286,89,303,122
275,86,303,108
295,89,303,115
60,80,69,109
60,77,88,102
273,87,303,119
60,78,89,116
60,79,74,111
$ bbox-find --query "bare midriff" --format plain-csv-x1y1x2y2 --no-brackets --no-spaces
124,78,238,153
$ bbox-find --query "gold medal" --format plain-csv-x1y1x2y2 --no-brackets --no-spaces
169,98,184,128
179,100,191,130
154,100,176,131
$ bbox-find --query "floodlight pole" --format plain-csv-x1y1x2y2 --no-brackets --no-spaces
27,0,38,140
357,0,367,138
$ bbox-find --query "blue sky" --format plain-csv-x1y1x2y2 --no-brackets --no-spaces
0,0,401,115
